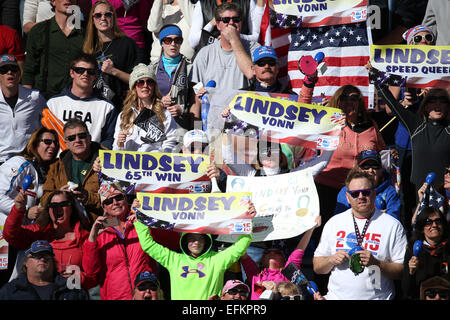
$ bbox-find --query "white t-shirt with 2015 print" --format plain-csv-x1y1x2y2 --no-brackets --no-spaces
314,208,407,300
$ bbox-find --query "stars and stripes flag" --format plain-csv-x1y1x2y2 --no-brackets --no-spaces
417,184,446,217
259,3,373,106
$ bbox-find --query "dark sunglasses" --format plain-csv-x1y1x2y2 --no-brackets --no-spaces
0,65,20,74
72,67,97,76
219,16,241,23
226,288,249,297
29,253,53,260
188,144,208,153
280,295,302,300
93,11,113,19
49,201,71,209
103,194,125,206
263,248,283,255
340,95,360,102
424,289,449,299
425,217,443,226
136,79,154,88
359,163,381,170
66,132,88,142
427,96,449,104
255,60,277,67
137,282,158,291
162,37,183,45
40,139,59,146
347,188,373,199
413,34,434,44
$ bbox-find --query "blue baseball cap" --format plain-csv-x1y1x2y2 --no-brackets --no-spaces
252,46,278,63
134,271,160,289
357,150,381,167
0,54,19,68
25,240,54,256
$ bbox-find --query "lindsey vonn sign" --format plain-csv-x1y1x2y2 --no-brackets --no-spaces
217,169,320,243
371,45,450,78
99,150,210,185
135,192,253,235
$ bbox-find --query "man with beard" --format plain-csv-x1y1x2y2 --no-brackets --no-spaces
313,169,407,300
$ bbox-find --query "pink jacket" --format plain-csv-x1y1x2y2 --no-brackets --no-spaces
241,249,305,300
92,0,152,48
4,205,96,290
82,222,179,300
315,122,386,189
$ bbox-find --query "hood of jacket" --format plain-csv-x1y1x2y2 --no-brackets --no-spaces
179,232,213,259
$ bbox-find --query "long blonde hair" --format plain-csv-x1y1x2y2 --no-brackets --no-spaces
82,0,127,55
120,81,166,132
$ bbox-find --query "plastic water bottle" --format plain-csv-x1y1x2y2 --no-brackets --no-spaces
201,80,216,131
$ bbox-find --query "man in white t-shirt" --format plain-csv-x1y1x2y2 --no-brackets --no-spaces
47,53,119,150
313,168,407,300
189,2,260,93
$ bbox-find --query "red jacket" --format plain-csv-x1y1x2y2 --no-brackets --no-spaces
3,205,96,290
82,222,180,300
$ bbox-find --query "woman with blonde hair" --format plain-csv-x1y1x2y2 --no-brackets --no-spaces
113,63,178,152
83,0,140,111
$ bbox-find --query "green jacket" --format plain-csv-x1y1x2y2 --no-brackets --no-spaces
134,221,252,300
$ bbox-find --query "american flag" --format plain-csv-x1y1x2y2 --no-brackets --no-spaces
417,184,446,217
259,5,373,106
369,66,450,89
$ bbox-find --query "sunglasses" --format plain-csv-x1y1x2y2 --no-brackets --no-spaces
0,65,20,74
219,16,241,23
136,79,154,88
263,248,283,255
424,289,449,299
103,194,125,206
280,295,302,300
93,11,113,19
226,288,249,297
255,60,277,67
29,253,53,260
188,144,208,153
72,67,97,76
427,96,449,104
49,201,71,209
162,37,183,45
359,163,381,170
40,139,59,146
65,132,88,142
347,188,373,198
137,282,158,291
425,217,443,226
413,34,434,44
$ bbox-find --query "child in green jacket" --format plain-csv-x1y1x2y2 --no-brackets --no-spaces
134,203,256,300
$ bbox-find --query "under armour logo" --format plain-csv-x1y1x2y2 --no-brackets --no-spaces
180,266,205,278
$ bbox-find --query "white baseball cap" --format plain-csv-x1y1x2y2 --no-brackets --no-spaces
183,129,208,147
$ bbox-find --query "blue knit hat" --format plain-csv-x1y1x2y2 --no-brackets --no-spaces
158,25,183,44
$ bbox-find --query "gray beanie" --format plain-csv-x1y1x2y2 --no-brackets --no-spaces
129,63,156,89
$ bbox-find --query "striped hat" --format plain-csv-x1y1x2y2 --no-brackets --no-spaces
402,25,435,44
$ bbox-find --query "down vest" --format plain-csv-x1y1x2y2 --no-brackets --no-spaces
82,220,180,300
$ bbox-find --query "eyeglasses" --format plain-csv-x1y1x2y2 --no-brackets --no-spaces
425,217,443,227
359,163,381,170
40,139,59,146
424,289,449,299
103,194,125,206
226,288,249,297
347,188,373,198
72,67,97,76
340,94,360,102
137,282,158,291
162,37,183,45
412,33,434,44
49,201,71,209
65,132,88,142
0,65,20,74
29,253,53,261
136,79,154,88
93,11,113,19
219,16,241,23
255,60,277,67
280,295,302,300
427,96,449,104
